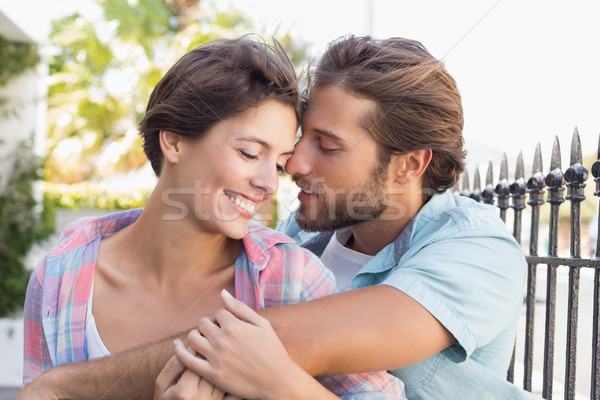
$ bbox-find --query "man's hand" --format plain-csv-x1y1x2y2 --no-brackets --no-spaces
155,354,239,400
15,370,64,400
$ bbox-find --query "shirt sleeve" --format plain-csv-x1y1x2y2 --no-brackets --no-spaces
22,260,52,386
382,233,527,359
261,244,405,399
317,372,406,399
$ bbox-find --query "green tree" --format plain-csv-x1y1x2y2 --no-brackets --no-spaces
46,0,309,184
0,34,49,316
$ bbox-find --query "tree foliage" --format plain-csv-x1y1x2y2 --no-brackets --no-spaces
46,0,309,184
0,142,53,317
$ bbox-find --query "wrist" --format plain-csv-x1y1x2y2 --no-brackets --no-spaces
262,362,316,400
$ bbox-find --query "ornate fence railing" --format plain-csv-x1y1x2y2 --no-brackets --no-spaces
456,128,600,400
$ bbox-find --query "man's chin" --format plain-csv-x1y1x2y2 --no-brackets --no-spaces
294,209,361,232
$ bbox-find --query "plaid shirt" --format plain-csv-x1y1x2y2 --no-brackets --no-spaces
23,209,404,399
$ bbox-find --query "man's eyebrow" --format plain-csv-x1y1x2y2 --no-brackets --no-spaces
314,128,345,142
234,136,294,155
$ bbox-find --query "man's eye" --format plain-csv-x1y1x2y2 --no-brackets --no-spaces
240,150,258,160
318,143,338,153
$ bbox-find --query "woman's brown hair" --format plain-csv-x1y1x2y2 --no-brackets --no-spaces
139,35,300,176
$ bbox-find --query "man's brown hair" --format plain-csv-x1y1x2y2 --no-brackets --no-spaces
312,35,465,193
139,35,300,176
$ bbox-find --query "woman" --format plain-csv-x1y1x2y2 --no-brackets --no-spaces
22,36,403,399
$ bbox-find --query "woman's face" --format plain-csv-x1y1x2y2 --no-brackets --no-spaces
164,99,297,239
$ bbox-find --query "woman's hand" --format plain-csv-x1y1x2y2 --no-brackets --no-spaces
155,352,240,400
174,290,310,400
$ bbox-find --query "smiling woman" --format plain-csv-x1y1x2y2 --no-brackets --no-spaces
19,35,404,400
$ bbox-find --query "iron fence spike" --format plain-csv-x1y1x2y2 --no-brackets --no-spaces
570,126,582,166
533,143,543,174
462,170,470,193
486,160,493,186
500,153,508,180
474,167,481,191
515,151,524,180
550,135,561,171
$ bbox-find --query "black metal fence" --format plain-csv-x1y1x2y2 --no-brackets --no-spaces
456,128,600,400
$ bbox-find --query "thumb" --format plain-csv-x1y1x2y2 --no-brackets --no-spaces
220,289,265,326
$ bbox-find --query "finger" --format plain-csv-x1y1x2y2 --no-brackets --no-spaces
174,336,213,379
185,329,213,360
198,379,225,400
223,395,242,400
220,289,265,326
197,316,223,344
169,368,201,397
213,308,240,329
155,349,186,394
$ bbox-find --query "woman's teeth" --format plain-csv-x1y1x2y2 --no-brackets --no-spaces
229,195,256,213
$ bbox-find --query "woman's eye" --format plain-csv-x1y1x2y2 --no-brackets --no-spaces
277,164,287,176
240,150,258,160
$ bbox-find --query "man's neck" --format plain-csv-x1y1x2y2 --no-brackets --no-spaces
346,191,427,256
346,218,407,256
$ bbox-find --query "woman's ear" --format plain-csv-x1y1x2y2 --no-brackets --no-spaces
159,130,183,164
391,148,432,185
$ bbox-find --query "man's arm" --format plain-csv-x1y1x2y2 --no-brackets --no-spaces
18,284,450,399
261,284,456,376
17,334,177,400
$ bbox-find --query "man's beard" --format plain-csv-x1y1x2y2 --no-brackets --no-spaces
293,163,389,232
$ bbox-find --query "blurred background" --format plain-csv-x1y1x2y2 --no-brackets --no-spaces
0,0,599,398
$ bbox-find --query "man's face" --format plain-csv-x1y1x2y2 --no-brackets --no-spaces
285,85,391,231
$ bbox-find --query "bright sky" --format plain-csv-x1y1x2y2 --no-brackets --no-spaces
33,0,600,176
221,0,600,176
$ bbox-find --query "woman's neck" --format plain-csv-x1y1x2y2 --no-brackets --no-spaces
100,191,242,288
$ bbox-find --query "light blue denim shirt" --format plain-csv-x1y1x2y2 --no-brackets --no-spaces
279,191,539,399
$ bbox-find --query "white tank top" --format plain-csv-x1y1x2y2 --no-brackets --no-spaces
85,281,111,359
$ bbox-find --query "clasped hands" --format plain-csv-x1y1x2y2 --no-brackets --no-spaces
155,289,301,400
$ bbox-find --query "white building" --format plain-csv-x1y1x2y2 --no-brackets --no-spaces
0,0,49,192
0,2,50,391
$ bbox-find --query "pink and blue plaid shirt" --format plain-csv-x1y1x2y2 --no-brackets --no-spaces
23,209,404,399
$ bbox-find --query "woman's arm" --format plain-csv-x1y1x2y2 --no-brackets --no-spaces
174,290,344,400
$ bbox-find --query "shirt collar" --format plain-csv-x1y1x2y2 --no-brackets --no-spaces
242,223,296,267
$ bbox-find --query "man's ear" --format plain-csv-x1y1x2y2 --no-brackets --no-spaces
159,130,183,164
390,148,432,185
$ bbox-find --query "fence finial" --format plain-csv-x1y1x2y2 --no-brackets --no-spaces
510,151,527,212
500,153,508,181
533,143,543,174
546,136,565,205
461,170,471,197
515,151,525,180
550,135,561,173
570,126,583,166
470,167,482,202
482,160,494,205
592,133,600,196
495,153,511,218
565,127,588,199
527,143,545,205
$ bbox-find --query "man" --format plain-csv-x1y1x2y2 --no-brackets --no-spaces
18,36,535,399
168,35,536,399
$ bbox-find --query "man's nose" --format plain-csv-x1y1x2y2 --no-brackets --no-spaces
286,137,311,176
